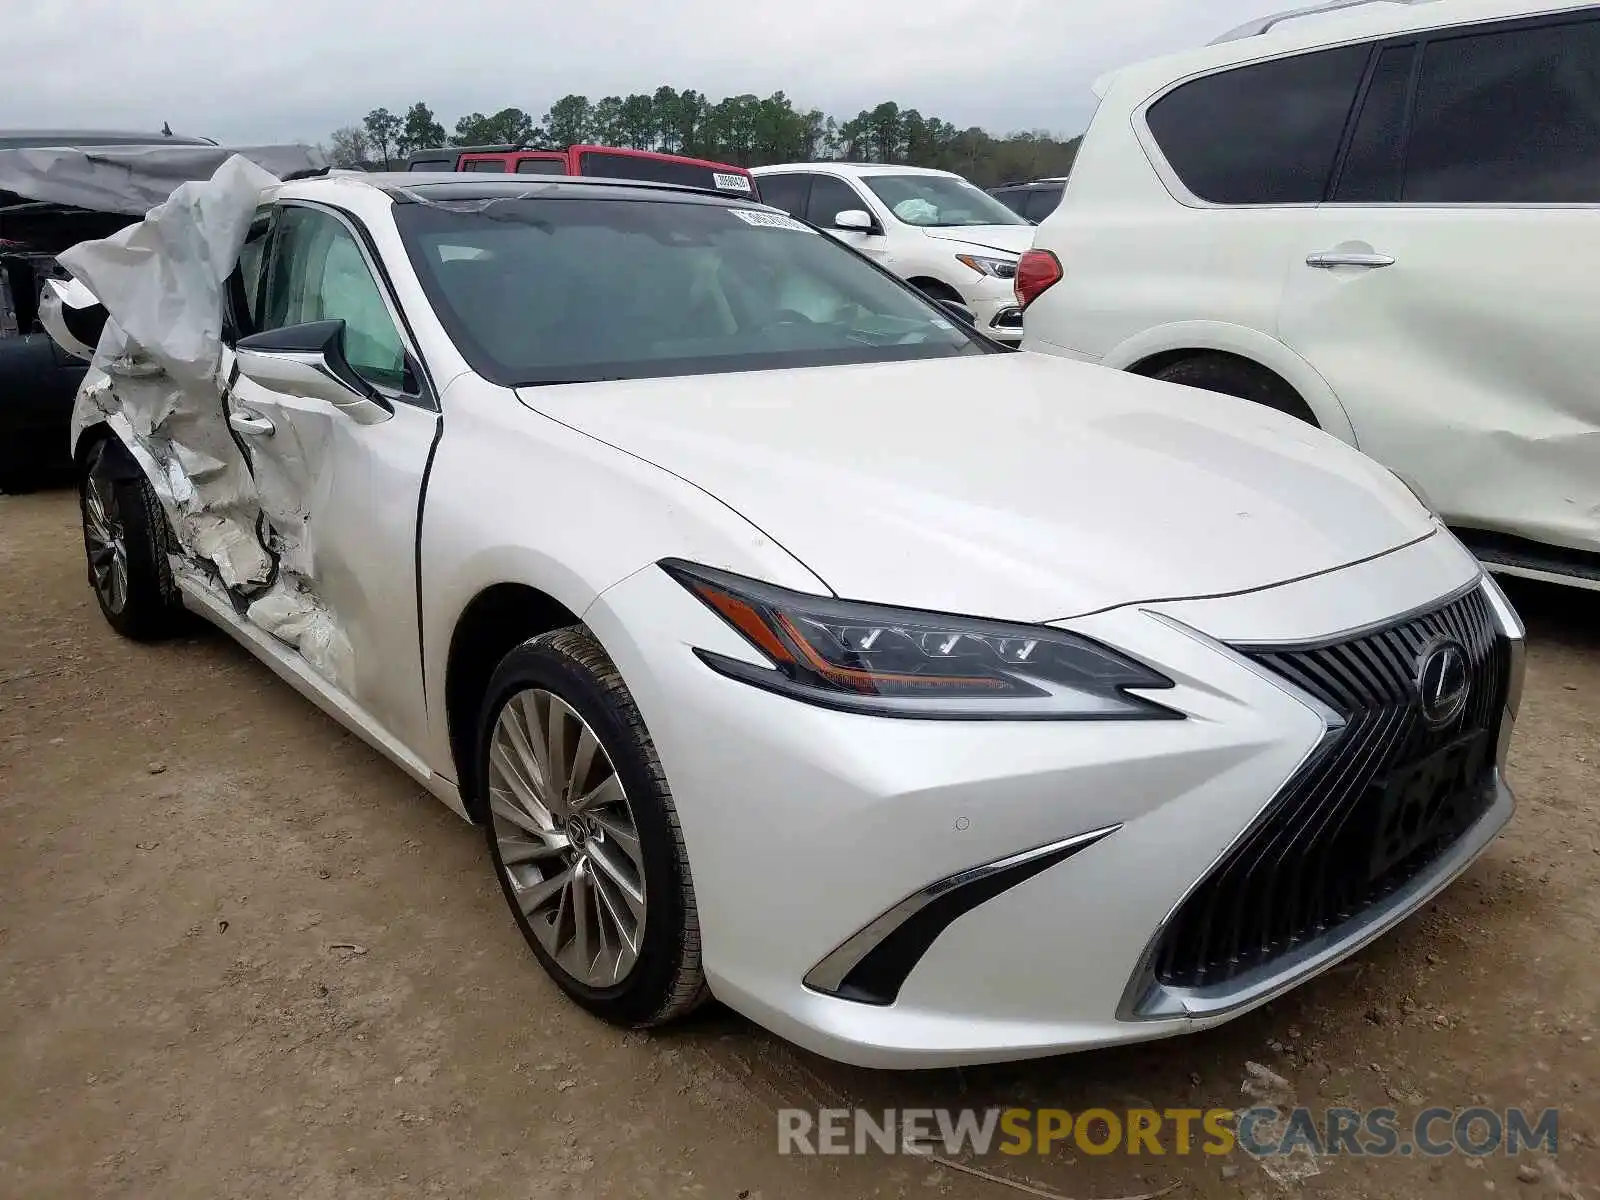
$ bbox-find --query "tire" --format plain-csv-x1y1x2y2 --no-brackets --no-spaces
1150,354,1320,427
79,436,186,641
477,626,709,1028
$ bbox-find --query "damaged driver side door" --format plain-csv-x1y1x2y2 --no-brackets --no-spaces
223,201,440,758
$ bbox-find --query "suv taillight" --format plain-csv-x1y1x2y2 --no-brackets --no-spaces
1014,249,1062,310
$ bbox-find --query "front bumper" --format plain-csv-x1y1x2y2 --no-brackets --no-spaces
952,270,1024,342
585,531,1520,1068
964,292,1024,344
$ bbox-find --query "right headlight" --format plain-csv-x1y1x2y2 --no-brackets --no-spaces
661,560,1180,721
955,252,1019,280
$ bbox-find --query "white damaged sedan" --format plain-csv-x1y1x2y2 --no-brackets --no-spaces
49,163,1525,1068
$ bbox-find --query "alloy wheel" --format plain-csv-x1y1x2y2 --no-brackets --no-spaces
83,466,130,615
488,688,647,987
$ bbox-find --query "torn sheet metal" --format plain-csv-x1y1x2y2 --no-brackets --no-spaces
0,143,324,216
48,152,349,689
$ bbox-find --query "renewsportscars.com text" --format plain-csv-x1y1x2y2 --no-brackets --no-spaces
777,1106,1560,1159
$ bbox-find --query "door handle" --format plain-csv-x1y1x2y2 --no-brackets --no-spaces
1307,251,1395,269
228,410,275,437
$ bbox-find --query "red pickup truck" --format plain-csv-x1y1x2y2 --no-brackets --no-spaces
404,144,760,201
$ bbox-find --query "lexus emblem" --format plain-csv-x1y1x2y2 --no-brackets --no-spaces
1416,639,1470,729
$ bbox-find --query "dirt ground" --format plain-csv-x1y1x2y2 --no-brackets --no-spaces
1,487,1597,1200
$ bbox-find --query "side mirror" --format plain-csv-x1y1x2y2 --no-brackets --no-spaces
832,209,876,233
933,297,978,327
235,320,393,425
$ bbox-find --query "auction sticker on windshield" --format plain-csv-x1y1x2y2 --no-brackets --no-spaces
730,210,811,232
713,172,753,192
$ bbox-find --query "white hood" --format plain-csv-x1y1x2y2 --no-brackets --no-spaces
919,225,1035,256
519,353,1436,622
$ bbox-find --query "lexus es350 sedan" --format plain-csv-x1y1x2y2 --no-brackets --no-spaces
51,166,1524,1068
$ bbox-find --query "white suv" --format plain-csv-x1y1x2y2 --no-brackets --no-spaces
1020,0,1600,590
752,163,1031,343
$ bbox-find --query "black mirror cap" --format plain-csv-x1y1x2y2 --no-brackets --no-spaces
236,318,377,400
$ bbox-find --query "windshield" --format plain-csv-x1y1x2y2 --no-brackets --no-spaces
862,174,1030,228
395,197,989,387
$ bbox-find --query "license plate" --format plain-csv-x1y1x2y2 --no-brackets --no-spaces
1368,730,1489,881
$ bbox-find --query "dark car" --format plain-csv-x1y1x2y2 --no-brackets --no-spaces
0,132,309,493
404,143,762,201
987,178,1069,224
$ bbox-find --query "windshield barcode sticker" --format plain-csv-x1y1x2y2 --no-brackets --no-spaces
730,209,811,232
713,172,753,192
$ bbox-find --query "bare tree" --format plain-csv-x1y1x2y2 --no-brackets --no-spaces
327,126,371,169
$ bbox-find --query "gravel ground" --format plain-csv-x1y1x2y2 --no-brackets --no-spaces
2,487,1597,1200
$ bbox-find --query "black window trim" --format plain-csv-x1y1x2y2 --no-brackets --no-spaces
1135,5,1600,211
265,199,440,411
1325,39,1421,203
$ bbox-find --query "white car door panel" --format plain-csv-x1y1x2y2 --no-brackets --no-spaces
1280,207,1599,552
1280,15,1600,555
226,202,440,750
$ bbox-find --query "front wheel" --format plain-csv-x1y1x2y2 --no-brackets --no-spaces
80,437,186,641
478,626,708,1027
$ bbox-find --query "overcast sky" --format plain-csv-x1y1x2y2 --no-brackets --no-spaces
9,0,1274,146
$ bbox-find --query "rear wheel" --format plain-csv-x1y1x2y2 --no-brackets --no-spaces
1150,353,1320,427
80,437,186,640
478,626,708,1027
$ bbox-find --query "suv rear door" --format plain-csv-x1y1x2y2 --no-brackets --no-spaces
1277,10,1600,554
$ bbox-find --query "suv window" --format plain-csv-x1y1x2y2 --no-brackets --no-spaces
577,151,754,197
1022,185,1064,222
263,206,409,391
804,175,867,227
464,158,507,173
1405,17,1600,203
515,157,568,174
756,173,810,218
1146,44,1370,204
1334,45,1416,203
990,188,1028,217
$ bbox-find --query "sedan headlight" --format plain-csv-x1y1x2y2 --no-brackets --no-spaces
661,560,1179,720
955,253,1018,280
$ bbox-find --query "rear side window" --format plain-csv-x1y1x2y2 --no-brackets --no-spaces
464,159,507,173
991,189,1028,216
1147,44,1370,204
515,157,568,175
1405,18,1600,203
1023,186,1064,222
1334,45,1417,203
577,151,754,197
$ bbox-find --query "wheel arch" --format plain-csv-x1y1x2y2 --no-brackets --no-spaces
905,275,965,304
443,580,586,822
1104,321,1359,447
